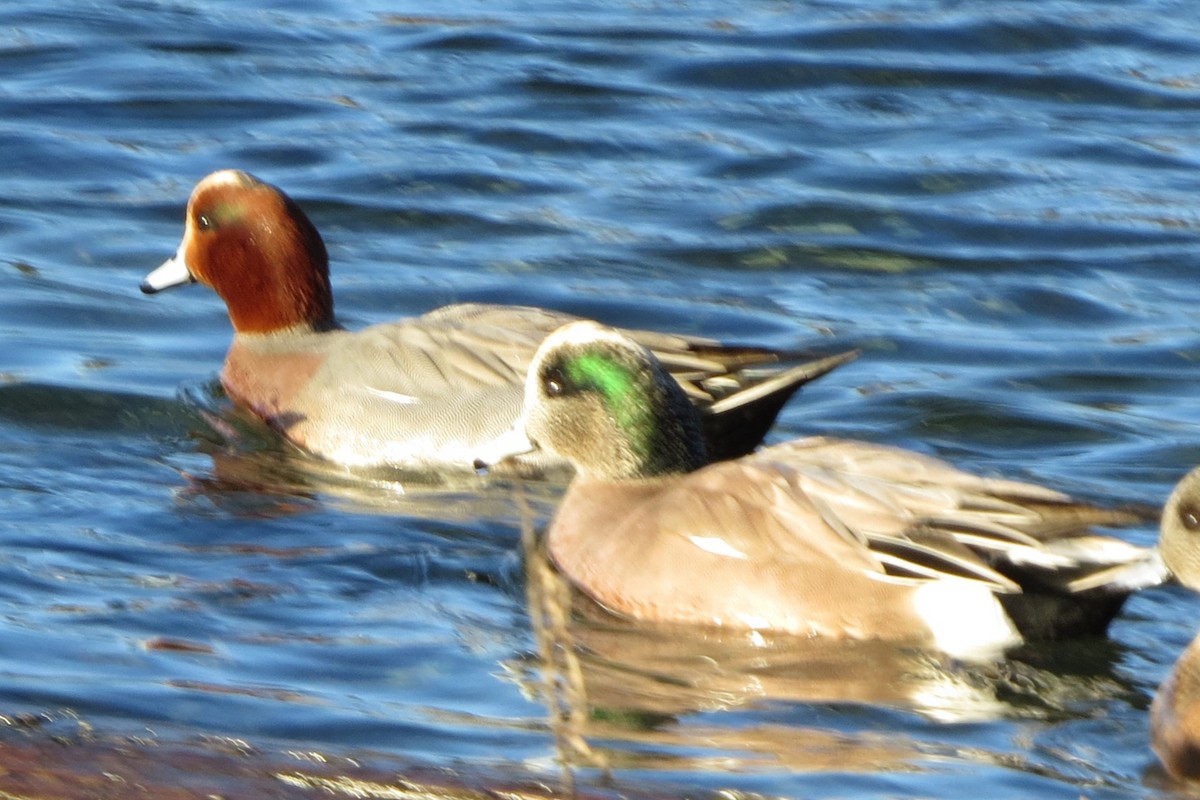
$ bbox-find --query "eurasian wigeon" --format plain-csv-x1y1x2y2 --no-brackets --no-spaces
141,170,855,474
477,320,1165,659
1151,467,1200,780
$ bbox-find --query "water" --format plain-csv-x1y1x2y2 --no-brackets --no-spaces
3,1,1200,796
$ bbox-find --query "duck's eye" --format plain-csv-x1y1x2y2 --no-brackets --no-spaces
1179,502,1200,532
542,365,568,397
196,214,213,231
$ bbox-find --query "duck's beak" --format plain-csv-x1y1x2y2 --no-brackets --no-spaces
472,424,537,473
140,244,195,294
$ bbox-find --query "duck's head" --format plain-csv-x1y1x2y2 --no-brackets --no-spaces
141,170,334,334
1161,467,1200,590
508,320,709,480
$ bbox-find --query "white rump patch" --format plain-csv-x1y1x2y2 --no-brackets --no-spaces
912,580,1021,661
365,387,419,405
687,535,748,560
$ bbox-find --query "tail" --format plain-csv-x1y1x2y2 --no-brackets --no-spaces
999,540,1169,641
698,349,858,462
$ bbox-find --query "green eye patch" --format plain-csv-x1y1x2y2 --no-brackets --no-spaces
564,352,654,452
566,353,635,402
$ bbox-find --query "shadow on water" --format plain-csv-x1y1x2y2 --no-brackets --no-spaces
0,380,187,437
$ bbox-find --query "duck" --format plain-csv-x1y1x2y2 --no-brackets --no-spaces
476,320,1166,659
1150,467,1200,780
140,170,856,474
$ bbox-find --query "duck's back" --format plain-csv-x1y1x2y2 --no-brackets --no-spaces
547,459,937,641
282,304,569,468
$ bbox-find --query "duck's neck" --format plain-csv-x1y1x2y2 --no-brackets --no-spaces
610,386,709,480
639,416,708,477
229,303,337,335
223,197,336,334
222,254,336,335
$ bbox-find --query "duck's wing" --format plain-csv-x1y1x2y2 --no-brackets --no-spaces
339,303,855,461
754,436,1159,595
344,304,572,396
356,302,853,397
693,350,858,461
439,304,858,461
552,466,952,639
643,460,889,572
611,457,1004,594
758,457,1023,592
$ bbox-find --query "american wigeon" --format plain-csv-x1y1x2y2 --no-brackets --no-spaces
141,170,854,474
479,320,1165,659
1150,467,1200,780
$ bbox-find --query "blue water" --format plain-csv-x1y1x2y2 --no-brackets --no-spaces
4,1,1200,797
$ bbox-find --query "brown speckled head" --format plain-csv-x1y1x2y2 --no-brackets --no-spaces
1153,634,1200,782
1160,467,1200,590
1146,468,1200,780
